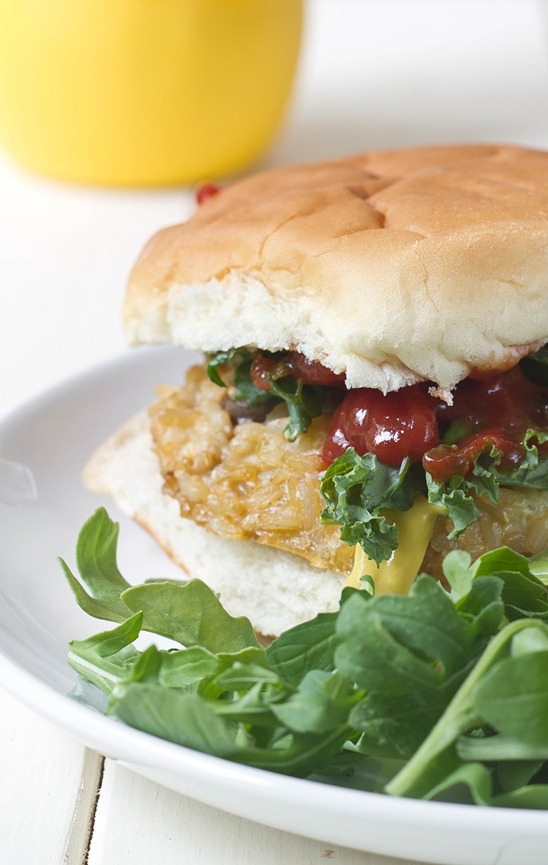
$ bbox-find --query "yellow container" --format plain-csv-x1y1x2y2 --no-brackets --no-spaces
0,0,303,186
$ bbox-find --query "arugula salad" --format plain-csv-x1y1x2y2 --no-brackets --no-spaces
62,508,548,808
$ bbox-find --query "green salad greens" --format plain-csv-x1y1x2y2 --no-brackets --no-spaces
206,348,340,441
62,508,548,807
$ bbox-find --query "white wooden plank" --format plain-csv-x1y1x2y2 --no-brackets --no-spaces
0,687,101,864
63,749,105,865
88,760,417,865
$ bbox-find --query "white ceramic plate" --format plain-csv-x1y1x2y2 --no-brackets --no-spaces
0,347,546,865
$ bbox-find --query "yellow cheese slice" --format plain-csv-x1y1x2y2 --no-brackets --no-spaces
345,496,441,595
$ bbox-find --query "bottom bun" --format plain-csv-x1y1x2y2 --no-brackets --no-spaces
83,413,344,637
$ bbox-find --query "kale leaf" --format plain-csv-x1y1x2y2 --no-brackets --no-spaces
320,448,416,565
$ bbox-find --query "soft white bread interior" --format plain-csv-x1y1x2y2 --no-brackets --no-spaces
124,144,548,395
83,413,343,637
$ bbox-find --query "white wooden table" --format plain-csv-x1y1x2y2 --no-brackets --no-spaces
1,2,547,862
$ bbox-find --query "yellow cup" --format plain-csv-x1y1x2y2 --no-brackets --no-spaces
0,0,303,186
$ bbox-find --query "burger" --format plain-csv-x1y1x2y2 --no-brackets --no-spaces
84,144,548,638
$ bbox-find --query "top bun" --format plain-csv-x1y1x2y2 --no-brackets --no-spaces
124,144,548,394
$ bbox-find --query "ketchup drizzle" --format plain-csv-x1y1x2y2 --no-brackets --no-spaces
320,365,548,478
250,351,346,390
322,384,439,467
195,182,222,205
244,349,547,481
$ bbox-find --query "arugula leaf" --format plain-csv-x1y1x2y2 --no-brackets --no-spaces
441,550,476,601
62,510,548,807
265,597,355,686
68,613,143,694
497,757,545,793
121,580,259,653
335,575,503,759
422,761,496,805
205,349,247,388
385,618,548,800
110,672,352,776
445,546,548,622
271,670,360,735
493,785,548,810
113,685,249,755
62,508,258,652
421,760,548,808
60,508,133,622
451,577,506,646
264,375,323,440
320,448,415,565
530,549,548,585
471,650,548,748
156,646,220,688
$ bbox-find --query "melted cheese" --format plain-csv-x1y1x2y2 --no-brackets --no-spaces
345,496,440,595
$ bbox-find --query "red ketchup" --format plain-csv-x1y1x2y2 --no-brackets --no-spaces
424,367,547,482
195,182,222,205
321,364,548,478
423,429,524,483
435,367,545,433
322,384,439,467
250,351,346,390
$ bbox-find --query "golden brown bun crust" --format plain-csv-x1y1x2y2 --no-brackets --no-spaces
124,144,548,393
